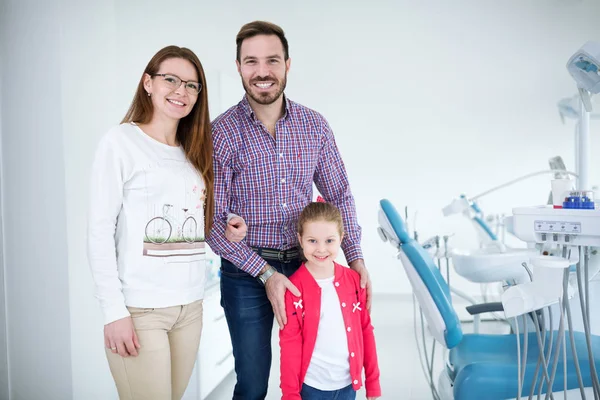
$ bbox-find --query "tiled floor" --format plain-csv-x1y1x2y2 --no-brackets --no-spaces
206,294,510,400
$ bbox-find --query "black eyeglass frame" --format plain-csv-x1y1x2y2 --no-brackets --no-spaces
151,73,202,94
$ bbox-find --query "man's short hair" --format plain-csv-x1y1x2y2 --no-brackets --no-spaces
236,21,289,62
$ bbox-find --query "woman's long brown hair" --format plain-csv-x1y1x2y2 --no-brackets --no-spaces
121,46,214,236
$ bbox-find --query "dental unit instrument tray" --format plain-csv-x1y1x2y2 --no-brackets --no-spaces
511,205,600,246
451,247,535,283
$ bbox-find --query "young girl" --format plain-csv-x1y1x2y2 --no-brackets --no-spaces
87,45,244,400
280,201,381,400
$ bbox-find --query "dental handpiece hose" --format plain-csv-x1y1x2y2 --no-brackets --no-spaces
582,248,600,398
517,313,529,400
560,295,567,400
516,315,523,400
444,235,450,287
544,292,566,400
584,247,591,347
435,236,441,270
576,246,600,397
560,248,587,400
530,311,554,400
532,311,549,400
547,245,585,400
525,257,554,400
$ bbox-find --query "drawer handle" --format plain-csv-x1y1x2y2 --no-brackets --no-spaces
213,313,226,322
216,350,233,366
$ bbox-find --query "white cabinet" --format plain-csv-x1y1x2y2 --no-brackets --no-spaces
199,284,234,399
183,281,234,400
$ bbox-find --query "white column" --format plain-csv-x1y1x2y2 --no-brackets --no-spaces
58,0,120,398
0,42,9,400
578,98,591,190
1,0,73,398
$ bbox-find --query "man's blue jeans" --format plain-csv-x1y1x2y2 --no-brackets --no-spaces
220,256,301,400
300,383,356,400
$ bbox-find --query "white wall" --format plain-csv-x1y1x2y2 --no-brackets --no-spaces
2,1,600,399
108,0,600,296
1,0,73,399
0,10,9,397
59,1,121,398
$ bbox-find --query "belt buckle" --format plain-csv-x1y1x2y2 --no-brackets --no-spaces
277,251,287,263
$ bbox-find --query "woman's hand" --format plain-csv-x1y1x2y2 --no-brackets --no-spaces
104,316,140,357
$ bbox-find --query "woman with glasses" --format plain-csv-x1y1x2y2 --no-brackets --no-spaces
87,46,244,400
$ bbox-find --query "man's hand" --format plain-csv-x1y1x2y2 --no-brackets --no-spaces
264,271,301,329
349,259,372,312
225,215,247,243
104,316,141,358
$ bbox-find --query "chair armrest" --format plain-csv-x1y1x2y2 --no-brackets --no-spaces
465,302,504,315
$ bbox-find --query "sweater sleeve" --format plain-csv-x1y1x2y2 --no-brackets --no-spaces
87,132,130,325
360,286,381,397
279,290,303,400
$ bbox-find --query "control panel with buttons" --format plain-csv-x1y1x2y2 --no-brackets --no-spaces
534,220,581,233
513,206,600,247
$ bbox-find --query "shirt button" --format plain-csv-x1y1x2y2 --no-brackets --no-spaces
342,302,346,307
347,327,352,332
281,178,286,183
351,352,355,357
279,153,284,157
335,282,340,287
353,380,358,385
282,203,287,208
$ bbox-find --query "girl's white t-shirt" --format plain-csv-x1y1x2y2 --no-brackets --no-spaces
88,123,207,324
303,276,352,390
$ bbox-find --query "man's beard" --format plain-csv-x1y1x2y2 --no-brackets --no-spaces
242,75,287,105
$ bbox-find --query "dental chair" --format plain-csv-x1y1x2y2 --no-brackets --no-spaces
378,198,600,399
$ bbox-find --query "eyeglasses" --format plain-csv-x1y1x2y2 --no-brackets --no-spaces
151,73,202,95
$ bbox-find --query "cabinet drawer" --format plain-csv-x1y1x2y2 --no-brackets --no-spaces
198,285,235,399
200,350,234,399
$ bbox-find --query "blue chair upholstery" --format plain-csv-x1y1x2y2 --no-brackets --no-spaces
379,198,600,400
452,332,600,399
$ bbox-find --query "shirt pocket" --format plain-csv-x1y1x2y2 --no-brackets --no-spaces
287,135,320,184
233,145,278,185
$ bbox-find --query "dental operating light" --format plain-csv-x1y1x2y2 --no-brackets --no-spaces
567,41,600,112
566,41,600,191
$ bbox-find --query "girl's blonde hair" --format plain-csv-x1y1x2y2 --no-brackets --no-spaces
297,202,344,237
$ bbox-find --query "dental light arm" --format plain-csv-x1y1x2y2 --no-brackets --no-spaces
442,170,578,217
469,170,578,202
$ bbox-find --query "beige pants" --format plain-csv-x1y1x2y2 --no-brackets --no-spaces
106,299,203,400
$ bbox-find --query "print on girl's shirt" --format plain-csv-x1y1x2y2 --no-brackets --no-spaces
141,159,206,258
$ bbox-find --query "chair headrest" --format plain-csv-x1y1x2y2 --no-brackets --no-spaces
379,198,412,244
